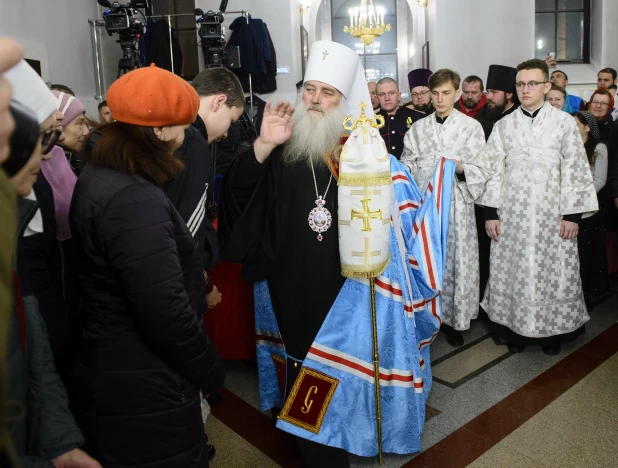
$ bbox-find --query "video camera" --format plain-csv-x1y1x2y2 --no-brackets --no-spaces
195,0,240,69
97,1,148,75
98,0,147,35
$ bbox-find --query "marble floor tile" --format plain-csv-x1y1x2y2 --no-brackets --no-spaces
432,336,509,384
467,441,550,468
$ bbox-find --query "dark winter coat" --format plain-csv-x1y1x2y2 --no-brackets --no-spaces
8,197,84,468
166,120,219,276
16,175,76,379
68,164,224,468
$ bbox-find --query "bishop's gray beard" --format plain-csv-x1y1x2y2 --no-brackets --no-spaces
282,98,346,169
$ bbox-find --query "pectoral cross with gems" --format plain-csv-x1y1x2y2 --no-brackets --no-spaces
352,238,381,268
351,197,382,232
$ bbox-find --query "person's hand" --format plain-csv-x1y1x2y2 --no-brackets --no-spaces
545,54,557,69
0,38,23,165
486,220,501,242
254,101,295,163
449,159,464,174
52,448,102,468
560,220,578,239
207,285,222,309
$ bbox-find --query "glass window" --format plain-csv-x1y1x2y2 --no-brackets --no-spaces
535,0,590,63
331,0,398,82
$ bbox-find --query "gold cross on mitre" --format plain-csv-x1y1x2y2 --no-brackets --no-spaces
351,198,382,232
352,238,381,268
322,50,329,60
342,102,386,144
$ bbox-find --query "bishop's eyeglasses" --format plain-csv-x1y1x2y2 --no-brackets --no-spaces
515,81,549,90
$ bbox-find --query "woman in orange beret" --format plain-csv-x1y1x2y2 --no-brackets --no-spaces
67,64,224,468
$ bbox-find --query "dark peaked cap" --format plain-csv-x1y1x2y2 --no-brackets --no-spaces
486,64,517,93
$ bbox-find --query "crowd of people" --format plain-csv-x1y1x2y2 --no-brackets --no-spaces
370,60,618,352
1,31,617,468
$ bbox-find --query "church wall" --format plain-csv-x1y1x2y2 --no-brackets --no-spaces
0,0,102,116
197,0,301,103
427,0,536,87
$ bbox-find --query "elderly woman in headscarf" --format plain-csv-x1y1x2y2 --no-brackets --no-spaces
572,111,609,309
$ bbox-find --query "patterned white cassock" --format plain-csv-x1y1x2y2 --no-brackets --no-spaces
479,104,598,337
401,109,488,330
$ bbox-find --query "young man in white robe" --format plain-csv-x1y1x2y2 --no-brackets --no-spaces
401,69,489,347
481,59,598,355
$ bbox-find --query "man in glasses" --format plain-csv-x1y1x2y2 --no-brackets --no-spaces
480,58,597,356
406,68,434,118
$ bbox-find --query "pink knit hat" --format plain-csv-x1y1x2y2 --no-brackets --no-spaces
52,90,86,126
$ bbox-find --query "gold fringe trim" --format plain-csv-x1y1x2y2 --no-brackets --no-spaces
338,172,392,187
340,255,390,279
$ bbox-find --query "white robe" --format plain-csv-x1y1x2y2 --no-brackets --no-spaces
480,104,598,338
401,109,488,330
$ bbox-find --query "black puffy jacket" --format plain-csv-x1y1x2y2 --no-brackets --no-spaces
68,164,224,468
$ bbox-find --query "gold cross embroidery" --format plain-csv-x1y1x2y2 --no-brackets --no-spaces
351,198,382,232
322,50,329,60
351,185,382,199
352,238,381,268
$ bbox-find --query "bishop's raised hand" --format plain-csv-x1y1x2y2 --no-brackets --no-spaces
254,101,296,163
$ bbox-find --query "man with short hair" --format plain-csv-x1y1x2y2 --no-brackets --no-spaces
481,59,597,356
406,68,434,116
550,70,586,110
367,81,380,111
454,75,486,119
376,77,423,159
97,100,113,123
164,67,245,462
166,67,245,313
609,84,617,98
598,67,617,88
402,69,490,347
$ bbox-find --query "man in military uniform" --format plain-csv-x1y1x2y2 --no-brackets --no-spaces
376,77,423,159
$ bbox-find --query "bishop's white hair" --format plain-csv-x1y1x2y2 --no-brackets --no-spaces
281,91,346,168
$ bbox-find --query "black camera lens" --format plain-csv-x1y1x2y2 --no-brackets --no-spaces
3,101,39,177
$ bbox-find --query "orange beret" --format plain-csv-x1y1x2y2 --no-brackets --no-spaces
107,64,199,127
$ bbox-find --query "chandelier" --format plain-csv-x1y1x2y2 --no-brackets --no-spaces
344,0,391,46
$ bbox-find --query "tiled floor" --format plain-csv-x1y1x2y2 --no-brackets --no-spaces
206,291,618,467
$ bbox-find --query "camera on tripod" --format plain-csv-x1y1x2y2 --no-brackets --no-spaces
195,0,240,69
97,0,148,76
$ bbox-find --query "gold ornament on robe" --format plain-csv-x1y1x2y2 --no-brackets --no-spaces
338,101,392,279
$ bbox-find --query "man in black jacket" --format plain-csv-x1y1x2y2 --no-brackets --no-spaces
166,68,245,313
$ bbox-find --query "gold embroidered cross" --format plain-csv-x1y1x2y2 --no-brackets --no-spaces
352,238,381,268
322,50,329,60
351,185,382,199
351,198,382,232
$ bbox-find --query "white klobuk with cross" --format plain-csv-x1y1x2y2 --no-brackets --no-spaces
338,102,391,278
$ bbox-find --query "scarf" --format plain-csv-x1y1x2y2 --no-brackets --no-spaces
457,93,487,118
40,146,77,241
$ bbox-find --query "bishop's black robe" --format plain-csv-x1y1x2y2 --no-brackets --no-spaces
219,146,346,361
